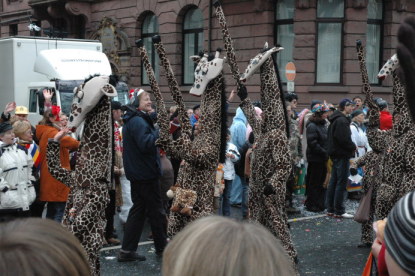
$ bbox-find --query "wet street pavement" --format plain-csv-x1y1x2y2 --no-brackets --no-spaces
100,195,371,276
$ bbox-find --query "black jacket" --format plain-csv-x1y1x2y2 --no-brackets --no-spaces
327,110,356,159
306,116,328,163
122,108,161,182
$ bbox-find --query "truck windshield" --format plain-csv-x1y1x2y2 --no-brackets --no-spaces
57,80,83,115
115,82,129,105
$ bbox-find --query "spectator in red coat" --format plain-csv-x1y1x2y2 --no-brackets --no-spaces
376,98,392,130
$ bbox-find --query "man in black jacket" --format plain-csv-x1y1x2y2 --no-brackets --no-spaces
118,90,167,262
326,99,356,218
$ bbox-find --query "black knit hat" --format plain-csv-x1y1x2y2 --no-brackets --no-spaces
111,101,122,110
384,191,415,275
351,109,364,118
0,122,13,134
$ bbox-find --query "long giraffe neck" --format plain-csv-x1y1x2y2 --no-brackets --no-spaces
391,71,413,136
214,1,242,88
356,42,377,110
195,73,226,161
260,57,286,133
76,96,112,185
153,39,192,137
138,44,171,143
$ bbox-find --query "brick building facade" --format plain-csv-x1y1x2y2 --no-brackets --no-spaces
1,0,415,109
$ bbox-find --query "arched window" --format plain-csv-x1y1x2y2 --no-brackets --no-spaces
142,14,159,85
275,0,295,83
316,0,344,84
183,8,204,85
366,0,383,84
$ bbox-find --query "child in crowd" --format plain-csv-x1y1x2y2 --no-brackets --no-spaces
213,164,225,214
221,130,240,216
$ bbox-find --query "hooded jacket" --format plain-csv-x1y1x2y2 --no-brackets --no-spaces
230,107,247,150
306,115,328,163
327,110,356,159
36,125,79,202
122,108,161,182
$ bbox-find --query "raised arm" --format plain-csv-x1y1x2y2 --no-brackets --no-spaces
152,35,192,138
46,128,73,186
136,39,173,151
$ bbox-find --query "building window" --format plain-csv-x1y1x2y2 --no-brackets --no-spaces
9,24,17,36
366,0,383,84
275,0,295,83
183,8,203,85
142,14,159,85
316,0,344,84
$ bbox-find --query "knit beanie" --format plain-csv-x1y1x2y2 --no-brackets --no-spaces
384,191,415,275
351,109,364,119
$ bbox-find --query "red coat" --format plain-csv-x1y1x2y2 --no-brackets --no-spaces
36,125,80,202
379,111,392,130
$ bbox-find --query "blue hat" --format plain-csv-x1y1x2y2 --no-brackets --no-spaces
339,99,355,108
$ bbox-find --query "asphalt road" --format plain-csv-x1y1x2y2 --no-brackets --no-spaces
100,195,371,276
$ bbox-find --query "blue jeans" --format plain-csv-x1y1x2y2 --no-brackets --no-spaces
230,175,242,205
221,180,232,216
46,202,66,223
241,177,248,218
326,158,350,215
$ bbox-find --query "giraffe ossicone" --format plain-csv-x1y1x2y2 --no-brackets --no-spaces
240,42,284,82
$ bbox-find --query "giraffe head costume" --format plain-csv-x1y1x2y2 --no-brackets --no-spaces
190,50,224,96
46,75,117,275
377,55,413,137
240,43,284,82
69,75,117,130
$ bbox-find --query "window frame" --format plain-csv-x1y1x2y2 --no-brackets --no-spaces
315,0,345,85
274,0,295,84
366,0,384,85
182,8,204,86
141,14,159,85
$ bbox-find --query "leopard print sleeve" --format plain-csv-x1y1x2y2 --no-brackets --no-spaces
46,140,73,187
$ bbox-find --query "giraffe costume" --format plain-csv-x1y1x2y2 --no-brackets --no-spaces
374,54,415,219
214,0,297,265
152,35,227,237
354,40,386,245
397,16,415,121
136,40,199,217
46,76,117,275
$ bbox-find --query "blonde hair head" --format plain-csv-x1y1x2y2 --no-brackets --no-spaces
12,120,31,139
0,218,90,276
162,216,295,276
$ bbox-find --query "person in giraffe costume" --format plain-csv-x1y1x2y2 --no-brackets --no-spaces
213,0,297,266
46,76,117,275
373,52,415,220
150,35,228,237
354,40,386,247
396,16,415,122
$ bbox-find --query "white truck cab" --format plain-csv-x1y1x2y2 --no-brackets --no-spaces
0,37,129,126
